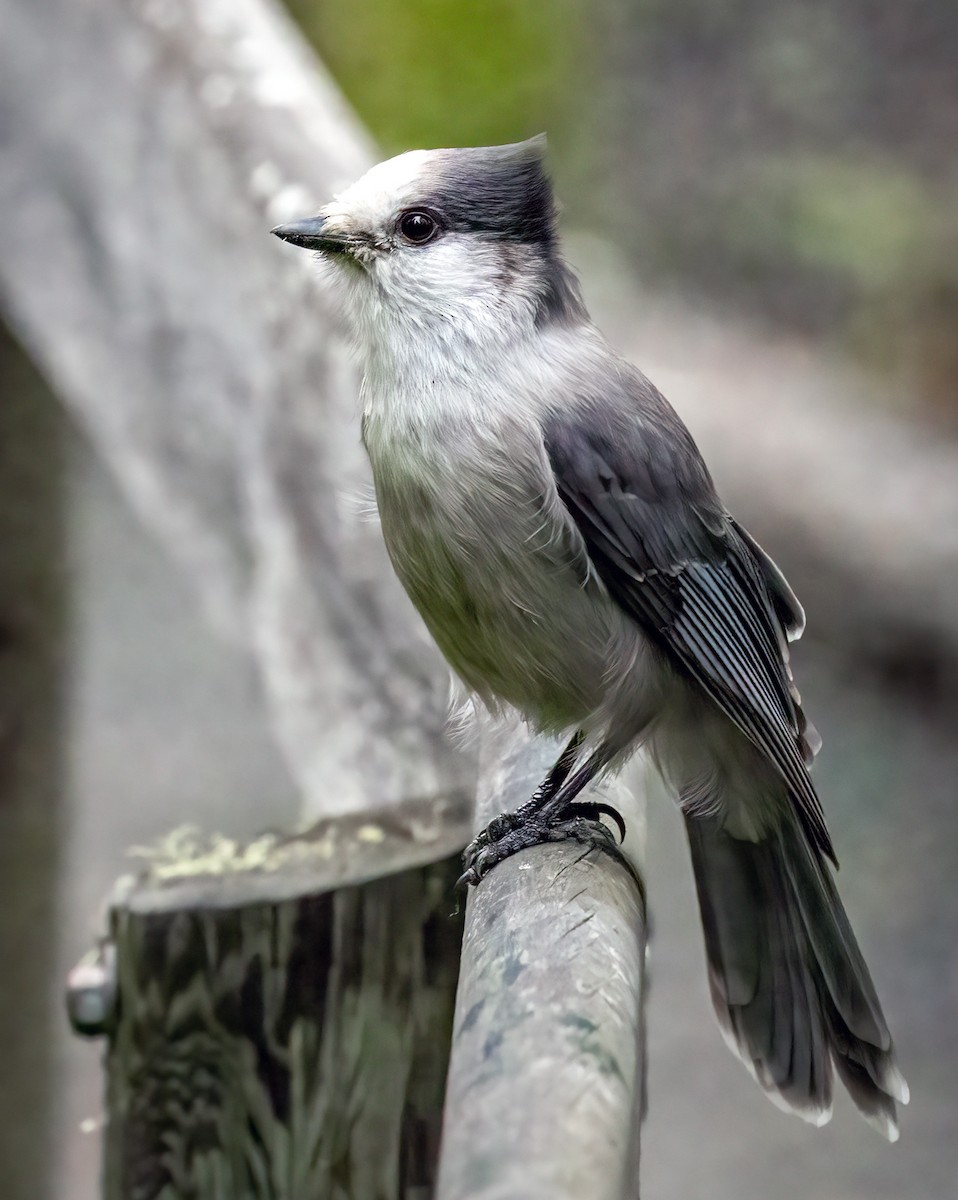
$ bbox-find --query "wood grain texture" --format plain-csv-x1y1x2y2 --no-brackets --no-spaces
99,852,465,1200
436,727,648,1200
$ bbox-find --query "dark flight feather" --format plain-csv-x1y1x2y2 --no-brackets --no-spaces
685,812,901,1131
543,381,836,864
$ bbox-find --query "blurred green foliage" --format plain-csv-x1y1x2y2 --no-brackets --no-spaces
709,155,943,306
762,159,937,294
285,0,590,155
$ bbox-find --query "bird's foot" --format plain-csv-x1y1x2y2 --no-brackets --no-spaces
457,800,627,889
463,780,567,853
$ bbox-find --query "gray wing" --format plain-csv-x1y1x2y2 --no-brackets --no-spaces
543,387,834,864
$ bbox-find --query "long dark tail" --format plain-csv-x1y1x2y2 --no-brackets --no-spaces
685,812,908,1139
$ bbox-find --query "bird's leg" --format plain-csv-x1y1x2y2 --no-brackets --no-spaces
463,731,584,861
459,745,630,888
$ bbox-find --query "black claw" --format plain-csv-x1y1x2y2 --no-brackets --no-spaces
552,815,619,852
463,830,489,858
564,801,627,843
545,815,641,887
456,866,479,891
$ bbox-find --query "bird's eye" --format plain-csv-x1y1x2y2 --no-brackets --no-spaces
398,210,440,245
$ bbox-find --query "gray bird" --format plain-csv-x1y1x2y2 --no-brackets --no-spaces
272,136,908,1138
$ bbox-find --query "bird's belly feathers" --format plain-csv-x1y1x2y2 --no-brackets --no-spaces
364,410,660,738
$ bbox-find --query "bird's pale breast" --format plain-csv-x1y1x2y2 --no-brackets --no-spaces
363,402,637,734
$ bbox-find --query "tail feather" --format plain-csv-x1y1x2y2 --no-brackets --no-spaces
685,812,907,1138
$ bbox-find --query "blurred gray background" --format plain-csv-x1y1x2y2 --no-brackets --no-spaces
1,0,957,1197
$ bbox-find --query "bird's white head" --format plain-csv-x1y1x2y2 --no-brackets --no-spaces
272,137,585,371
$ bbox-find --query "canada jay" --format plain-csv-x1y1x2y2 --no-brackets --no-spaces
272,137,907,1137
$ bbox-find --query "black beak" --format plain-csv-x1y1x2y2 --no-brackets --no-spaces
270,216,347,253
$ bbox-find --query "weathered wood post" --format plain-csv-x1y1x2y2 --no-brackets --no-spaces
68,802,472,1199
66,738,649,1200
436,728,648,1200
